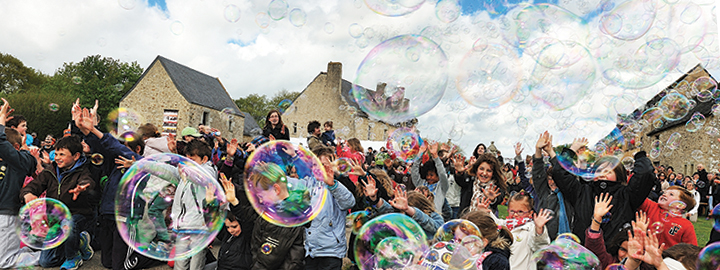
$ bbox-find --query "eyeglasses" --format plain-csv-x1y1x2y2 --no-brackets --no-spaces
508,210,529,216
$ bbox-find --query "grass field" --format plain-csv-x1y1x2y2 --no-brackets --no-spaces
497,205,716,247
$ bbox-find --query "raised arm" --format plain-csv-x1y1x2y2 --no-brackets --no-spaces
626,151,656,209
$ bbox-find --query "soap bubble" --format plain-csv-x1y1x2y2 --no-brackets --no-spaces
605,263,627,270
118,0,137,10
649,140,662,159
224,4,241,23
712,104,720,115
91,153,104,166
433,219,482,243
278,99,292,113
668,201,686,216
354,213,428,270
435,0,460,23
48,103,59,112
244,141,328,227
363,0,425,17
386,128,424,163
692,150,704,161
220,107,234,119
621,156,634,171
107,107,145,140
599,0,656,41
697,243,720,270
599,38,681,89
665,132,681,150
556,233,581,243
347,208,372,234
419,241,456,269
374,236,416,268
685,112,706,132
249,128,263,137
268,0,288,20
528,41,596,110
72,76,82,84
650,221,664,235
456,42,522,109
658,92,692,121
114,83,124,91
353,35,448,124
336,157,353,174
460,235,484,256
288,8,306,27
115,153,227,261
349,23,364,38
324,22,335,34
170,21,184,35
534,237,600,270
17,198,73,250
555,145,621,180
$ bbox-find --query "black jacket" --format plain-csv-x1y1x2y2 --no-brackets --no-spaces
532,156,575,240
550,150,655,245
697,169,710,202
21,155,96,216
216,231,252,270
481,246,510,270
262,125,290,141
0,125,36,215
454,171,505,214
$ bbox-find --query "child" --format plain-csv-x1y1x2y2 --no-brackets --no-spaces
337,138,365,185
462,210,513,270
369,182,443,239
543,132,655,244
220,169,306,269
321,121,336,147
638,186,697,247
583,193,644,270
411,142,449,217
21,135,95,270
532,132,574,239
0,98,41,268
304,146,355,269
454,153,506,215
504,192,552,270
208,211,252,270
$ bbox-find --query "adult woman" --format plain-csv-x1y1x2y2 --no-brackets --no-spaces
262,109,289,140
472,143,487,159
454,153,506,215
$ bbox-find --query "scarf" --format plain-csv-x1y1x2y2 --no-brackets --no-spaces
470,180,497,212
505,217,532,231
555,188,571,235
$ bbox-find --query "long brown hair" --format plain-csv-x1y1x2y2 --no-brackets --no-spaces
264,109,284,129
407,191,435,215
347,138,363,153
356,169,396,199
470,153,507,193
462,210,513,249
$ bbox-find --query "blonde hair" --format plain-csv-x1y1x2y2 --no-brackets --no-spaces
462,210,513,250
407,191,435,215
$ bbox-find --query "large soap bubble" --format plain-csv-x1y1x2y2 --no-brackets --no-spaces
17,198,73,250
534,237,600,270
353,35,448,124
115,153,227,261
355,213,428,270
697,242,720,270
386,128,424,163
528,41,596,110
244,140,328,227
107,107,145,139
658,91,692,121
456,42,522,109
599,0,657,41
433,219,482,243
363,0,425,17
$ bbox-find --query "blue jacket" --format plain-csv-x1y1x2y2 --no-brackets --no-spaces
83,132,143,217
304,176,355,259
0,125,36,215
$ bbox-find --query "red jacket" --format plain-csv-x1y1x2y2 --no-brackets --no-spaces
639,199,697,247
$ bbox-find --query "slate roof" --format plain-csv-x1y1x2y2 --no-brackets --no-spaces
240,111,261,136
122,56,244,117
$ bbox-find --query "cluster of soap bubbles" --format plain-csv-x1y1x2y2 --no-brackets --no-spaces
386,128,424,163
244,140,328,227
533,233,600,270
114,153,227,261
354,213,428,269
107,107,145,140
18,198,73,250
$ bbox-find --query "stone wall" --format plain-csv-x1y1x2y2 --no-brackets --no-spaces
119,60,244,139
282,62,398,143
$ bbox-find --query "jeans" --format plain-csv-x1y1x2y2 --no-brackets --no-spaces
39,214,89,267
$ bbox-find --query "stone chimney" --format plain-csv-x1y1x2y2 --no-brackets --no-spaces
326,62,342,93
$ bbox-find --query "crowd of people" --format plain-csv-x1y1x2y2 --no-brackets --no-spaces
0,101,717,270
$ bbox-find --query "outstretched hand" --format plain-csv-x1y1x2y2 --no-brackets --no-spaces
514,142,523,157
68,183,91,201
220,173,238,205
115,155,136,169
362,175,378,200
570,137,588,153
534,209,553,235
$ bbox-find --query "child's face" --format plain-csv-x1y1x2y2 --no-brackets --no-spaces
507,201,532,219
324,125,332,131
187,154,207,165
256,184,282,205
426,170,438,184
225,219,242,237
618,241,628,261
658,189,685,210
14,121,27,136
55,148,80,169
594,162,617,182
475,162,494,183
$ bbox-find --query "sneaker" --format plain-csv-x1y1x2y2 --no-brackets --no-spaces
79,231,94,261
60,254,83,270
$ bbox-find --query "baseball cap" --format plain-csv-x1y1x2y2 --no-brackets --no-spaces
181,127,202,137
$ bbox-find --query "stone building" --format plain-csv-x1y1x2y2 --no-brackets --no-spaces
622,64,719,175
281,62,410,141
119,55,248,139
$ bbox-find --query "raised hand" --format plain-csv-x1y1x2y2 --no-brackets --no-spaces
634,211,649,233
534,209,553,234
542,133,554,157
29,147,40,159
115,155,136,169
631,229,666,268
219,173,238,205
226,138,238,157
474,196,491,213
167,133,177,153
205,184,216,202
348,158,366,176
0,98,11,126
535,131,549,157
76,108,95,135
90,100,99,126
269,134,276,141
71,98,81,121
362,175,378,200
68,183,90,201
593,193,613,225
453,155,465,172
483,185,501,202
570,137,588,153
389,185,409,212
246,142,256,153
514,142,523,157
428,142,439,158
23,193,38,204
281,145,296,158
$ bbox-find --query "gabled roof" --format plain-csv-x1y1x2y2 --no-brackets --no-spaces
122,56,243,116
240,111,261,136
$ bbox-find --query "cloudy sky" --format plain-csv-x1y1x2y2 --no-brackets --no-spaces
1,0,719,156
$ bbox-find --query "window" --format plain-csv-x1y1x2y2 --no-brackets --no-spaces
368,125,372,140
293,122,297,134
383,128,388,139
202,111,209,126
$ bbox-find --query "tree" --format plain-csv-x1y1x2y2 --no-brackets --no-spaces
4,88,76,140
53,55,143,131
0,52,47,94
234,90,301,128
